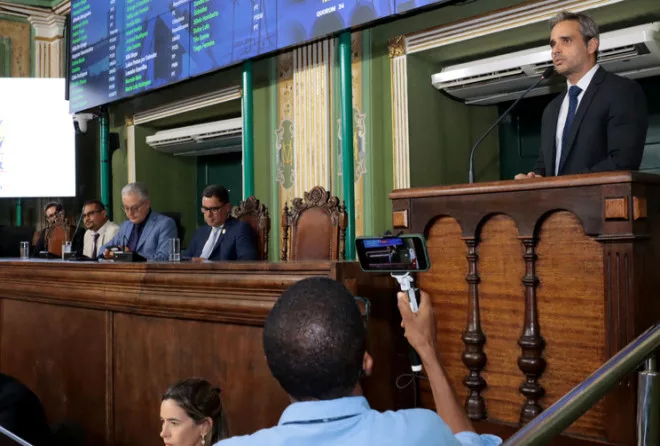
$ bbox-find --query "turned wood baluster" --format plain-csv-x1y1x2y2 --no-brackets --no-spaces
518,237,546,424
462,237,487,420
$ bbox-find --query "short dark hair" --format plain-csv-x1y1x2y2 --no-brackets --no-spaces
162,378,228,442
83,200,105,212
263,277,366,401
550,11,600,46
44,202,63,213
202,185,229,204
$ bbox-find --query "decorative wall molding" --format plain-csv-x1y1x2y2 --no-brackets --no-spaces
132,87,241,125
405,0,624,55
390,52,410,189
28,14,65,77
292,39,333,195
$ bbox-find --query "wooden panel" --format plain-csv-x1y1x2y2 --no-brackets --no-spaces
477,215,525,425
392,210,409,228
0,299,109,445
633,196,647,220
418,217,468,408
536,211,606,439
392,172,660,446
113,314,289,446
604,197,629,220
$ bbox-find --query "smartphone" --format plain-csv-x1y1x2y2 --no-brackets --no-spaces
355,234,430,272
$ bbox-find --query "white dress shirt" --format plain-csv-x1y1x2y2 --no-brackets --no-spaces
84,220,120,258
554,64,600,175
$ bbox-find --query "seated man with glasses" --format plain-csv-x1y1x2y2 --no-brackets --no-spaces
99,182,177,261
33,201,82,257
186,185,257,261
216,277,501,446
81,199,119,259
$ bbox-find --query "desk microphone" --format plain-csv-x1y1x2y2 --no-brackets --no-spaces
468,66,555,184
71,204,86,255
392,272,422,373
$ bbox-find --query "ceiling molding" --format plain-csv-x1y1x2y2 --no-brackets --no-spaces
398,0,625,55
133,87,242,125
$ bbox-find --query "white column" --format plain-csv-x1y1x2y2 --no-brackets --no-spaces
389,37,410,190
28,14,66,78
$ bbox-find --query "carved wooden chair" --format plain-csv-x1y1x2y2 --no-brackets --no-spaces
281,186,347,261
231,196,271,261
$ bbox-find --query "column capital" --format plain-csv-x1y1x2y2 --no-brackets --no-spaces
28,14,66,40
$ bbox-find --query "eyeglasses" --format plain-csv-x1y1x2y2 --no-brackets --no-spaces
200,204,228,214
82,210,102,218
123,201,146,214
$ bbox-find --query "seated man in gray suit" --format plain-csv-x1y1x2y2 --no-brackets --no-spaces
100,182,177,261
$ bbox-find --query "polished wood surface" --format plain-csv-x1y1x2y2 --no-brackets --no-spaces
391,172,660,446
0,260,399,446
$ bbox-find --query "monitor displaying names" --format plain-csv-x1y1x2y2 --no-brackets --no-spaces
69,0,445,112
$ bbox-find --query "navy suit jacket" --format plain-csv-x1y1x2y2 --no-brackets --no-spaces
534,67,648,176
186,217,257,261
99,211,177,261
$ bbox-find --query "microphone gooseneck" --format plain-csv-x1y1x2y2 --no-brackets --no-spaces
468,66,556,184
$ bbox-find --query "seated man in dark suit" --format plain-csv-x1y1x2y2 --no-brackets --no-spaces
186,185,257,261
100,182,177,261
516,11,648,179
0,373,53,445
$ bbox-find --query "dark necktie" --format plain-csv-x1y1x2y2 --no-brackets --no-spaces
92,233,100,258
559,86,583,168
127,225,139,251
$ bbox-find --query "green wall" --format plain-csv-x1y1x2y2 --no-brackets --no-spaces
111,126,128,223
407,54,500,186
134,126,197,245
252,58,278,260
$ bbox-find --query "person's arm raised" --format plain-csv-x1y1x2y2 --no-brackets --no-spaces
397,290,474,434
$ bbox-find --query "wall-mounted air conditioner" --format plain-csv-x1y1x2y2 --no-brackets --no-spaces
432,22,660,105
146,117,242,156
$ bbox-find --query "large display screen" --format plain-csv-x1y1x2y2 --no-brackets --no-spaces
69,0,450,113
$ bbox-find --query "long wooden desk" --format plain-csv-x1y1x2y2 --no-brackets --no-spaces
0,260,401,446
390,171,660,446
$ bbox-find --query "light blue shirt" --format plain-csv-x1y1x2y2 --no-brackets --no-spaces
215,396,501,446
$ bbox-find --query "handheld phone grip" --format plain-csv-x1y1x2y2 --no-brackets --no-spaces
392,273,423,372
407,287,422,373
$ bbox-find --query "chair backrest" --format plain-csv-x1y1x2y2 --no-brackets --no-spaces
281,186,347,261
46,224,73,257
231,196,270,261
160,212,185,242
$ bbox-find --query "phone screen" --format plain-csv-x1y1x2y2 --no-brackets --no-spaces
355,235,430,272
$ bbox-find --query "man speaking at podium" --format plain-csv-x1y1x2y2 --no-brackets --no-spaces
100,182,177,261
516,11,648,179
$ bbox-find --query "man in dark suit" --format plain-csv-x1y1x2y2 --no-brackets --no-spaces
186,185,257,261
515,11,648,179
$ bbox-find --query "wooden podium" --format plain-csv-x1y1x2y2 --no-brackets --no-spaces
390,172,660,446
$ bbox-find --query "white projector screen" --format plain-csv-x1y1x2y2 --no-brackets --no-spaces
0,78,75,198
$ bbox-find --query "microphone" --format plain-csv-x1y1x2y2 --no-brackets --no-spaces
468,66,555,184
71,204,86,254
